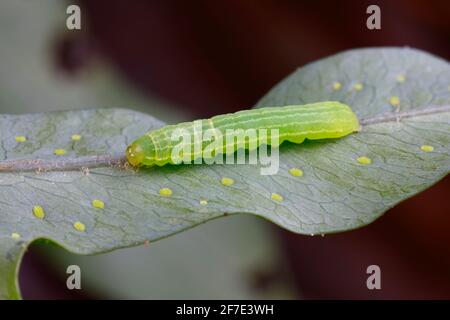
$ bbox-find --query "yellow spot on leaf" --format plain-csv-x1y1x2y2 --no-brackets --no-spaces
396,74,406,83
353,83,363,91
420,145,434,152
221,177,234,186
289,168,303,177
200,199,208,205
332,82,342,91
15,136,27,142
389,96,400,107
357,156,372,165
92,199,105,209
33,205,45,219
11,232,21,240
54,148,66,155
73,221,86,232
271,193,283,202
159,188,173,197
71,134,82,141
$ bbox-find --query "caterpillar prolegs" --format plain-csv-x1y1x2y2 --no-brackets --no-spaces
126,101,360,167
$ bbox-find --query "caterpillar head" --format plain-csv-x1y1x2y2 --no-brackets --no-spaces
126,136,157,167
126,142,144,166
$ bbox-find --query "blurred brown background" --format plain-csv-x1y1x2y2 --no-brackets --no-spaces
18,0,450,299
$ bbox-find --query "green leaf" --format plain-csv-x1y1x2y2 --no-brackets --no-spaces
1,47,449,299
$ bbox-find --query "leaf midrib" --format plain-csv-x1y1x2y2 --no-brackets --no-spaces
1,105,449,173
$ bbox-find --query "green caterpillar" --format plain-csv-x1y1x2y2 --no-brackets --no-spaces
126,101,360,167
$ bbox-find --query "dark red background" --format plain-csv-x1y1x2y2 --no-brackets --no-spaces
21,0,450,299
